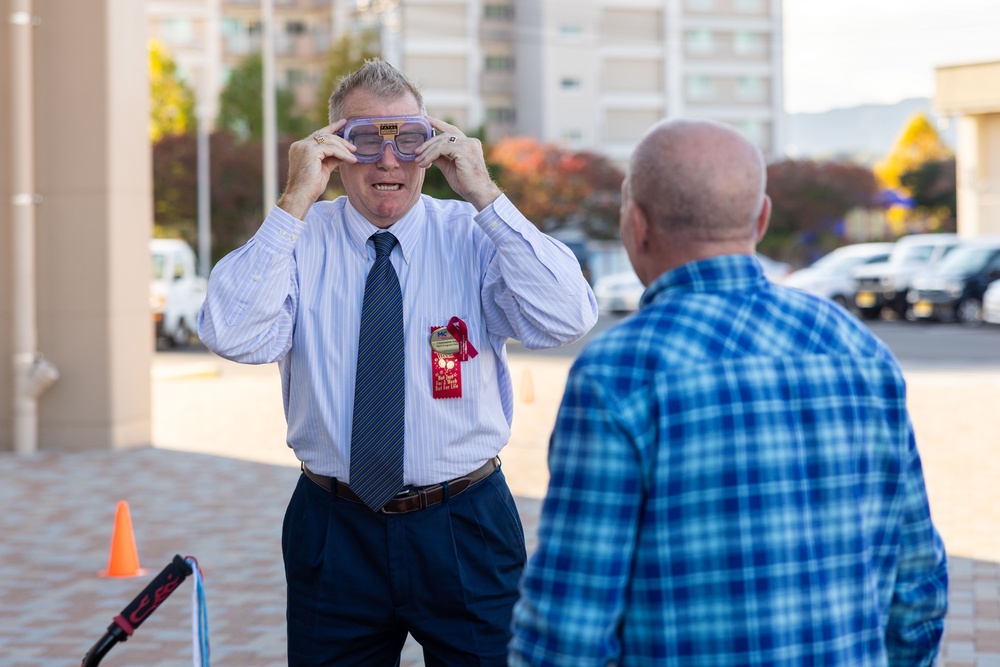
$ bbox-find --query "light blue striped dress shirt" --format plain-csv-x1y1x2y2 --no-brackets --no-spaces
197,194,597,485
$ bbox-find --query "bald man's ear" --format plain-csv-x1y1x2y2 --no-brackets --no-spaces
754,195,771,243
624,201,652,252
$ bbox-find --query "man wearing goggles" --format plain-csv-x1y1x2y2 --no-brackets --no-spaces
198,59,598,667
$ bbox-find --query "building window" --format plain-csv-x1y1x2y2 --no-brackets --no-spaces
684,0,714,11
561,77,582,90
686,75,716,101
563,129,583,142
286,69,308,86
484,55,515,71
560,24,583,38
486,107,516,123
483,4,514,21
733,32,765,57
161,18,195,45
734,76,766,102
685,30,715,56
286,21,307,36
733,0,764,12
736,119,766,146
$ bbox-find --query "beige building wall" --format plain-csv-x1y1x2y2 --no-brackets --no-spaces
0,1,153,452
936,61,1000,237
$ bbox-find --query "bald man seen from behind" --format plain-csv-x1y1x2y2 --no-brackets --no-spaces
509,119,948,667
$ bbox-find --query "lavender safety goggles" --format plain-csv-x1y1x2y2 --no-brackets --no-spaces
337,115,434,163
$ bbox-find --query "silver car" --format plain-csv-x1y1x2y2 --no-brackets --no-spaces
783,243,895,310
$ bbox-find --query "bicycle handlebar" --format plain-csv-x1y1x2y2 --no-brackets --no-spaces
80,554,193,667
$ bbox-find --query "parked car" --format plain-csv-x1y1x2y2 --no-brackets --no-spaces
756,254,793,281
593,270,643,314
593,254,790,314
907,236,1000,325
983,279,1000,325
852,234,959,320
150,238,207,348
782,242,895,310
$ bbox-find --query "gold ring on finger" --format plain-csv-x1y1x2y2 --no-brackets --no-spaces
313,133,326,145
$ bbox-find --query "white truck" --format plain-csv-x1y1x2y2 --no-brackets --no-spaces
150,239,207,348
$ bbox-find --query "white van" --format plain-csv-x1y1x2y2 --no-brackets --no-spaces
150,239,207,347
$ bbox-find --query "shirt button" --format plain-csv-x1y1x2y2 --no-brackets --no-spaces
252,274,261,281
278,230,287,237
491,222,498,229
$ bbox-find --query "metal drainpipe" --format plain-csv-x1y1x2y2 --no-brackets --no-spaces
9,0,58,455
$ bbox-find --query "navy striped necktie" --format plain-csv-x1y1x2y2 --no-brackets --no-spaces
350,232,405,510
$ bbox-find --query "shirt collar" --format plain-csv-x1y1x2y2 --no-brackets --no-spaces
343,196,426,265
641,254,769,308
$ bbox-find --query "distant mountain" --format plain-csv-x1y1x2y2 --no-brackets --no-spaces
784,98,956,165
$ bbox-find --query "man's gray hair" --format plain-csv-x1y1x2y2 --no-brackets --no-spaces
328,58,425,122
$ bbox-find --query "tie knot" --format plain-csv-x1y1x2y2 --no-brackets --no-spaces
372,233,397,258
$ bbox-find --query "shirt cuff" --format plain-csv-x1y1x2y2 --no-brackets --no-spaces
475,194,531,245
253,205,308,255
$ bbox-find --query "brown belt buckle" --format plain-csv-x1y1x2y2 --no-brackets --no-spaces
379,487,426,515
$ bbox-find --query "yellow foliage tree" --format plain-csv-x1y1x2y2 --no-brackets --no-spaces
874,112,953,234
874,112,952,190
149,40,195,141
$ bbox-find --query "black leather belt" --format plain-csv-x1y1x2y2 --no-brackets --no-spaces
303,457,499,514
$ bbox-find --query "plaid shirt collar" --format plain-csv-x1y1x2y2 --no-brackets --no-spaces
642,253,770,309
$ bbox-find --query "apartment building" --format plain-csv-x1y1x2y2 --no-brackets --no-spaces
150,0,783,158
344,0,783,158
515,0,784,161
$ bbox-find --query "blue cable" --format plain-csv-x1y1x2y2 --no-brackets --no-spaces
186,557,210,667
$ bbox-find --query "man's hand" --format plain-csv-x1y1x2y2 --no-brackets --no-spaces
416,117,502,212
277,120,355,220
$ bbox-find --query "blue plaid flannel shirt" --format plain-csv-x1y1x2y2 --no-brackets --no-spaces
510,254,948,667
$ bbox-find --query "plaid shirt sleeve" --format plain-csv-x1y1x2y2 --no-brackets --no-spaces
886,424,949,666
510,366,640,667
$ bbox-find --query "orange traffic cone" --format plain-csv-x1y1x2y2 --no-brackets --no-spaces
100,501,146,577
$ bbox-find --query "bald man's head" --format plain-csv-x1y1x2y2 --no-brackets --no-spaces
628,119,768,243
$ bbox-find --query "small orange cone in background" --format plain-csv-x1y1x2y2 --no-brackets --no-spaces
520,367,535,404
100,500,146,578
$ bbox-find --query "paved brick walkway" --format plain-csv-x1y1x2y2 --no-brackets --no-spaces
0,350,997,665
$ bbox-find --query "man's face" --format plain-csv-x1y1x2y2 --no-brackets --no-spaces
336,90,426,229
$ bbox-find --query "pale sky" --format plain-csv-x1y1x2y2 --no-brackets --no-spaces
783,0,1000,114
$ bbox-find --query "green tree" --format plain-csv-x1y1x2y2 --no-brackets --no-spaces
899,158,957,232
149,40,195,141
313,31,381,126
217,53,312,141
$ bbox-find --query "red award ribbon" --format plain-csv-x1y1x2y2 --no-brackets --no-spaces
446,316,478,362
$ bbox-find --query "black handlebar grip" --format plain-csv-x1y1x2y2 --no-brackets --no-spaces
111,554,193,637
